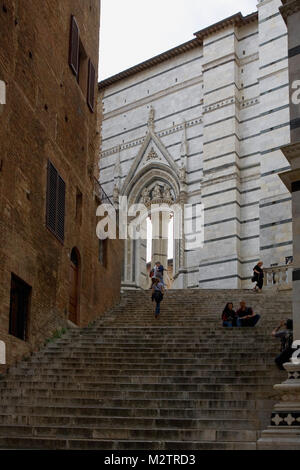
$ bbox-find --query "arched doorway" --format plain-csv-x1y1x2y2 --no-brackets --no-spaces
121,171,182,290
69,247,80,325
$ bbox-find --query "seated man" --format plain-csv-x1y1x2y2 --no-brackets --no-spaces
236,301,260,327
272,319,293,370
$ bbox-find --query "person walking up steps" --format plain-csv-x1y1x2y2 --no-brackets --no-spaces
252,261,264,292
154,261,165,286
152,277,165,319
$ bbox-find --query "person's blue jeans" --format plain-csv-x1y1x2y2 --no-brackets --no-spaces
155,301,161,316
223,321,233,327
237,314,260,327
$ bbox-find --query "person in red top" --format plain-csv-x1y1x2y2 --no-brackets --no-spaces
236,301,260,327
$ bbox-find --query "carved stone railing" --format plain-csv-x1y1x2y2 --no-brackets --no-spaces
263,264,293,290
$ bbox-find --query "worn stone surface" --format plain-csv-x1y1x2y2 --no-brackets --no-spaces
0,289,292,450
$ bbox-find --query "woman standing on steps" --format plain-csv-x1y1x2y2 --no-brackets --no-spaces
152,277,165,319
252,261,264,292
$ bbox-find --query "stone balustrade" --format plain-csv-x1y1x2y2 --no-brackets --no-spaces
263,264,293,290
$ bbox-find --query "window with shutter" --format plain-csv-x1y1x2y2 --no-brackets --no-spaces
46,160,66,243
57,176,66,243
47,161,57,234
87,59,96,112
69,15,80,77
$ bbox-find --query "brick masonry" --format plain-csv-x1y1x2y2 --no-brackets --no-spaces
0,0,123,370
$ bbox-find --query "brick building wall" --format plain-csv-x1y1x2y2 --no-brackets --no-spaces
0,0,123,370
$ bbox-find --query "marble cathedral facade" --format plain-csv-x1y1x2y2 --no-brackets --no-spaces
99,0,293,290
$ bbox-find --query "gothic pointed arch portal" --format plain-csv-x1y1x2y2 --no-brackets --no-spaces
112,106,189,291
120,161,183,291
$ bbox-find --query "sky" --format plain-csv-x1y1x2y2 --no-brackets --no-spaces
99,0,258,80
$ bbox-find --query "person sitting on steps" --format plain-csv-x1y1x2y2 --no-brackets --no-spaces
152,277,165,319
236,301,260,327
222,303,237,327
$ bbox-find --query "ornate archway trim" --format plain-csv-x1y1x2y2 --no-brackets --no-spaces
124,164,180,205
121,128,181,197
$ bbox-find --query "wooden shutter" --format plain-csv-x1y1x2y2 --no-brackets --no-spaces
87,59,96,112
46,161,58,234
69,15,79,77
46,160,66,243
56,175,66,243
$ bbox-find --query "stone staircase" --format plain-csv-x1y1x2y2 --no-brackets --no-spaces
0,289,292,450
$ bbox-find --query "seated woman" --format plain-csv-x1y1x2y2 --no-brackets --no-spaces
222,303,237,327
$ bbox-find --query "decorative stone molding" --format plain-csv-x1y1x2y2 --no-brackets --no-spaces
280,0,300,24
258,0,276,7
202,51,258,73
203,97,236,114
145,147,161,163
281,142,300,164
258,362,300,449
141,183,175,208
279,168,300,192
239,52,259,67
240,96,260,109
100,116,203,159
203,95,259,114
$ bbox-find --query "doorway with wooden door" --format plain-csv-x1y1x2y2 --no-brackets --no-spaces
69,247,80,325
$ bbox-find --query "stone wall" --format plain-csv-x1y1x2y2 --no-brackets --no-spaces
99,0,292,290
0,0,123,370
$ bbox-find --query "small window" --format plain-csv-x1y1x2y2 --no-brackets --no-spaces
9,274,31,341
75,189,83,225
69,16,80,77
99,239,108,267
46,160,66,243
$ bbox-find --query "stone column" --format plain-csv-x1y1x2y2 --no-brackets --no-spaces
258,0,300,449
151,210,169,274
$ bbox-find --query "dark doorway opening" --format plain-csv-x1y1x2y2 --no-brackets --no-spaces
9,274,31,341
69,247,81,325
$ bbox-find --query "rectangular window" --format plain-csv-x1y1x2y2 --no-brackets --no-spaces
69,15,80,77
69,15,95,113
76,189,83,225
46,160,66,243
87,59,96,112
9,274,31,341
78,40,88,97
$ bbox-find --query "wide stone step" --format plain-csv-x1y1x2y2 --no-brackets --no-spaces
0,387,280,401
0,436,257,450
0,395,270,409
29,352,278,363
0,288,291,450
0,377,280,394
0,404,261,420
41,343,278,352
0,387,274,400
0,414,260,431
